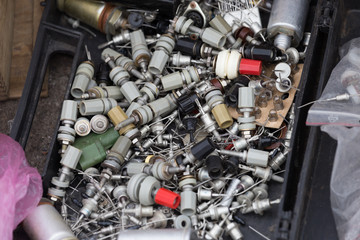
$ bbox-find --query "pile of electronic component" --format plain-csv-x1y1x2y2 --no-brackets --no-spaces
25,0,311,239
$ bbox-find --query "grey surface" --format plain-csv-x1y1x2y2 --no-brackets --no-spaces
0,55,72,173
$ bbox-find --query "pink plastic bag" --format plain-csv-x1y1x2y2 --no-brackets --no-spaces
0,134,43,240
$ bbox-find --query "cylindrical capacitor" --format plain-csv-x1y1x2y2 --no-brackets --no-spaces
60,100,78,123
267,0,310,51
57,0,127,34
23,202,77,240
161,66,200,91
117,228,193,240
130,29,151,70
238,87,255,109
87,86,124,100
90,114,109,134
71,61,95,98
246,148,269,167
60,145,82,169
79,98,117,116
74,117,91,136
148,34,176,75
179,177,197,216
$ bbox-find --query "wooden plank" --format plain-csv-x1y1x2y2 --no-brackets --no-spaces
0,0,15,100
8,0,34,99
33,0,44,47
7,0,48,99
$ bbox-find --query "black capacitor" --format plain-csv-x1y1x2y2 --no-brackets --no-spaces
190,137,217,160
177,92,199,114
96,62,112,86
257,136,279,149
97,221,113,226
183,116,198,142
174,38,203,58
233,211,247,226
71,198,83,208
205,155,223,179
126,225,142,230
243,44,277,62
224,156,239,174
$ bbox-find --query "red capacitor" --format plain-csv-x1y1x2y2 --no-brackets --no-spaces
239,58,262,76
154,188,181,209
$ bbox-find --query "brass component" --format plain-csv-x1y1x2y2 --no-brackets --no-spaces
57,0,127,34
108,106,135,135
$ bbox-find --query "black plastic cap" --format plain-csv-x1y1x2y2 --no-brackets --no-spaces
191,138,217,160
174,38,202,57
177,92,199,114
205,155,223,179
224,156,239,174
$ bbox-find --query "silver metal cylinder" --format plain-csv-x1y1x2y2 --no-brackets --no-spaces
117,228,193,240
23,203,77,240
267,0,310,51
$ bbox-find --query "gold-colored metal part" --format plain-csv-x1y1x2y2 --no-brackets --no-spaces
108,106,135,135
57,0,127,34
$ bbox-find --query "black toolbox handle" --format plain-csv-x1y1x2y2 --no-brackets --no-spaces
10,21,84,148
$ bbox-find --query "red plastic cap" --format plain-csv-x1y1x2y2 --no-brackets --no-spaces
154,188,181,209
239,58,262,76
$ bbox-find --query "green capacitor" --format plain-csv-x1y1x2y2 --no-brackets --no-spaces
73,127,120,170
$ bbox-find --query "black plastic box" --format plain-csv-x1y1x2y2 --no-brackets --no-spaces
10,0,356,239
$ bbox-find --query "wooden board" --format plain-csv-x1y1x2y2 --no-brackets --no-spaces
228,64,303,129
0,0,15,100
3,0,47,100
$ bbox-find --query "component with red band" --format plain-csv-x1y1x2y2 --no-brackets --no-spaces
239,59,262,76
155,188,181,209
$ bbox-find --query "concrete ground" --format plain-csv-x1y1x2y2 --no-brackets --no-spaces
0,55,72,173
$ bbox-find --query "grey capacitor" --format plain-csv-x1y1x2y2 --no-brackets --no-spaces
71,61,95,98
60,100,78,123
148,35,176,75
238,87,255,109
138,176,160,206
90,114,109,134
180,190,197,216
23,203,77,240
74,117,91,136
246,149,269,167
60,145,82,169
79,98,117,116
120,81,142,103
107,136,132,165
267,0,310,51
200,27,226,49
